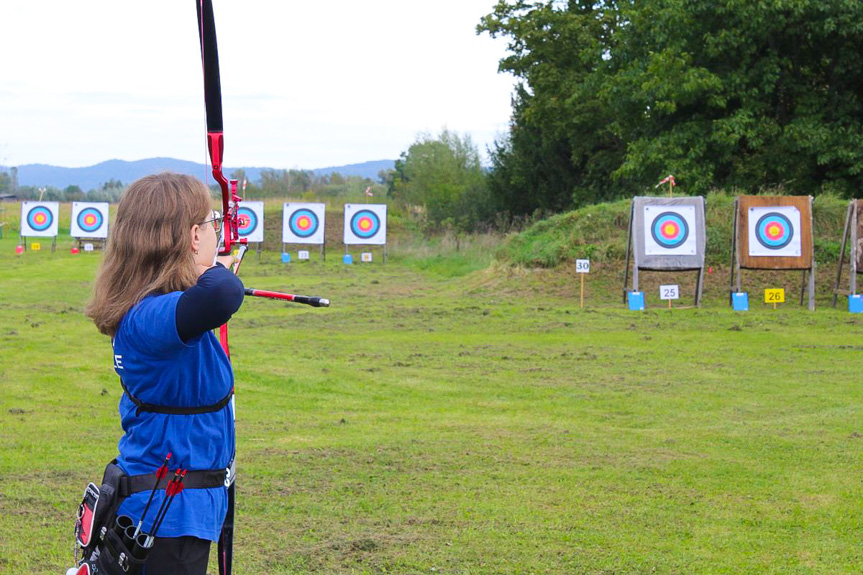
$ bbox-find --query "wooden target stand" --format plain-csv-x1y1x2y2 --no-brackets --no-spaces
282,242,325,262
19,234,57,253
729,195,816,310
344,243,387,264
832,199,863,306
622,196,707,307
74,238,107,252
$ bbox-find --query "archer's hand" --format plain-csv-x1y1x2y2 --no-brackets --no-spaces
216,255,235,269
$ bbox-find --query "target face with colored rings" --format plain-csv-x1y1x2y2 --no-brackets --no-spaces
289,209,320,238
350,210,381,240
27,207,54,232
650,212,689,249
237,207,258,237
755,212,794,250
76,208,104,234
70,202,109,238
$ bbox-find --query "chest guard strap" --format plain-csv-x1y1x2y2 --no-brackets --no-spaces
120,378,233,417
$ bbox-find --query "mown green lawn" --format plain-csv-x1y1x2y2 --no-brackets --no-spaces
0,235,861,574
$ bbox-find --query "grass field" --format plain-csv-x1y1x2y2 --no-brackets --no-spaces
1,231,862,574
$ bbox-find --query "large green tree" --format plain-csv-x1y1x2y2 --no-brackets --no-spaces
388,130,492,230
480,0,863,214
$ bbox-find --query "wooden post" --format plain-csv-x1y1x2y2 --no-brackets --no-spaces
833,202,852,307
800,270,807,306
580,273,585,309
729,198,739,304
695,267,704,308
852,204,858,296
622,203,634,303
808,197,816,311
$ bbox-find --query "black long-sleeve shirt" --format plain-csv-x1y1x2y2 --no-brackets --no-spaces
176,263,244,343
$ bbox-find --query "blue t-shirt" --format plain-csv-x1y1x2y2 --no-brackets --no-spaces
113,292,234,541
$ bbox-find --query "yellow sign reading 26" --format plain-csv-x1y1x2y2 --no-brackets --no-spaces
764,289,785,303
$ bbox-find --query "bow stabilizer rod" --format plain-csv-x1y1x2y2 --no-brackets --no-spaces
244,289,331,307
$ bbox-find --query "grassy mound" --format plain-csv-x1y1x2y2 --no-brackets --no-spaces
497,191,851,268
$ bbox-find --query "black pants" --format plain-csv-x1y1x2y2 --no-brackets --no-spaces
143,536,211,575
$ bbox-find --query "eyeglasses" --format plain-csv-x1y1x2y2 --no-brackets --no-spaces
201,210,223,234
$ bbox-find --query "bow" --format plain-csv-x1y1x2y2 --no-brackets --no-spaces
195,3,237,572
195,3,329,573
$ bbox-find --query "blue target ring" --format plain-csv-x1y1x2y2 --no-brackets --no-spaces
289,209,319,238
650,212,689,249
755,212,793,250
27,206,54,232
237,207,258,238
76,207,104,234
350,210,381,240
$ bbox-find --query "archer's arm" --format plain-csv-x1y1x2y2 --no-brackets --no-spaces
176,263,244,342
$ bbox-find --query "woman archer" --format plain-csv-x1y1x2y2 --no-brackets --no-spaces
85,172,242,574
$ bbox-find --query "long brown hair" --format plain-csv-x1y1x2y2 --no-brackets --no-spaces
86,173,212,336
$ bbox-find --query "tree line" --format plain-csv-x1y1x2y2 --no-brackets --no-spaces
478,0,863,213
0,169,386,205
8,1,861,232
385,1,863,233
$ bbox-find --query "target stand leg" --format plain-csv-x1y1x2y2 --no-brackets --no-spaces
808,262,816,311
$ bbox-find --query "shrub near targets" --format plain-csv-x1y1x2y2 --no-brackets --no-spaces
71,202,110,239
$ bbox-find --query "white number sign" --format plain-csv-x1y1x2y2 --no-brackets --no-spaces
576,259,590,273
298,250,310,260
660,285,680,300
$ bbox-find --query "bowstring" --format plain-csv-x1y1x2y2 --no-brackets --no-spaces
199,0,210,190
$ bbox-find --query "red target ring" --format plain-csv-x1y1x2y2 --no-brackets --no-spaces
26,206,55,232
288,209,319,238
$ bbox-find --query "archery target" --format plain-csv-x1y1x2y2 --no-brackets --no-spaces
20,202,59,237
236,201,264,243
344,204,387,245
290,210,318,237
748,206,801,257
282,202,325,245
643,205,697,256
70,202,109,239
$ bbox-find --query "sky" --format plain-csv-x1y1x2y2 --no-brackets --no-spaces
0,1,516,171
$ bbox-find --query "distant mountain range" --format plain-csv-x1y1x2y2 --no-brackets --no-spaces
0,158,395,191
